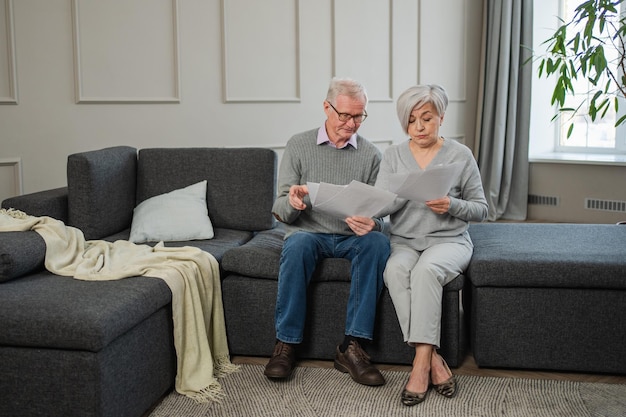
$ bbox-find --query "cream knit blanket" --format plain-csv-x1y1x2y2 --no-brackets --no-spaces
0,208,239,403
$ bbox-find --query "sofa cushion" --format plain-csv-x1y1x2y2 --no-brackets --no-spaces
136,148,276,231
467,222,626,289
221,227,286,279
104,227,253,263
163,228,253,262
221,226,468,292
221,227,352,281
129,180,214,243
0,231,46,282
67,146,137,240
0,271,172,351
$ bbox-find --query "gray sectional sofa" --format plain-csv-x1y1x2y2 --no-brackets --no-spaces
2,145,625,417
0,145,465,417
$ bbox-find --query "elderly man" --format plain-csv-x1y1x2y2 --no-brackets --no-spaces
264,77,390,386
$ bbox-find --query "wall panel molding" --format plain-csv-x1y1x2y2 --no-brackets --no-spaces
0,158,23,197
72,0,181,103
0,0,18,104
221,0,301,103
332,0,393,102
418,0,467,102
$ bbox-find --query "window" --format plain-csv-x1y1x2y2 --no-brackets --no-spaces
529,0,626,162
556,0,626,155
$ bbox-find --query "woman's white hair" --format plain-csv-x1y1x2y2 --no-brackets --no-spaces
396,84,448,134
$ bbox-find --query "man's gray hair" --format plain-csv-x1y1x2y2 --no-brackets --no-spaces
396,84,448,134
326,77,368,105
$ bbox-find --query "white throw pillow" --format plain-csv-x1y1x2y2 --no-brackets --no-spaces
129,180,214,243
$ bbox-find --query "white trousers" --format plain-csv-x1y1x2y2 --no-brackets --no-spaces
383,241,472,347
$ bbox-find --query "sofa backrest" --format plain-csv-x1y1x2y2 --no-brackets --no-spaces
136,147,277,231
67,146,138,240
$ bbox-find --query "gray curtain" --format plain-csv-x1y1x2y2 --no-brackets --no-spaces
474,0,533,221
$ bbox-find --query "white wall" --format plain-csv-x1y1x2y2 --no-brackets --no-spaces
0,0,482,201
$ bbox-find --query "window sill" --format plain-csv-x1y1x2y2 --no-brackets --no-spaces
529,152,626,167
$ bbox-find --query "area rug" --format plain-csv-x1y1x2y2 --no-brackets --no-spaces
148,364,626,417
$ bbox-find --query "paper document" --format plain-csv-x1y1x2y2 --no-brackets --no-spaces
307,180,397,219
387,162,464,202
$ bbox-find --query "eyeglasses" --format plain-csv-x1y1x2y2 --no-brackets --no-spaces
326,101,368,123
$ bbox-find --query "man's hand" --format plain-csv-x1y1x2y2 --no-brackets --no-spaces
289,184,309,210
345,216,376,236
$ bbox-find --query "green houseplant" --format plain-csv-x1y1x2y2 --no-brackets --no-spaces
537,0,626,137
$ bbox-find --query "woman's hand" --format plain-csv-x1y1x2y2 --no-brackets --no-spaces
426,196,450,215
346,216,376,236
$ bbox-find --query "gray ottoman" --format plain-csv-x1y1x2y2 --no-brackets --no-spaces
467,222,626,374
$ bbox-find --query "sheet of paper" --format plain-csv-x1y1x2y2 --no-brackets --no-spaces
387,162,464,202
307,180,397,219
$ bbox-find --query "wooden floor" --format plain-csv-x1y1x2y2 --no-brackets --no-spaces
232,352,626,385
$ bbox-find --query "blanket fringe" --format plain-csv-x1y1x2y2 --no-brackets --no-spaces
214,354,241,378
184,357,240,404
185,382,227,404
0,208,29,219
178,356,241,403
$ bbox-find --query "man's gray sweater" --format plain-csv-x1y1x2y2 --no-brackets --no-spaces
272,128,383,238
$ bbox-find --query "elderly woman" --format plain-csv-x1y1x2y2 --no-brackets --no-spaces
375,84,488,406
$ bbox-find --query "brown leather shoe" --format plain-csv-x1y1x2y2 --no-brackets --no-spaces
334,341,385,386
264,341,296,379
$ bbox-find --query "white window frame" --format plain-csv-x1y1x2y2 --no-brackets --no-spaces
529,0,626,165
555,0,626,155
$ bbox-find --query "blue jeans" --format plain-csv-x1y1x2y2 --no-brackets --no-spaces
274,231,390,344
